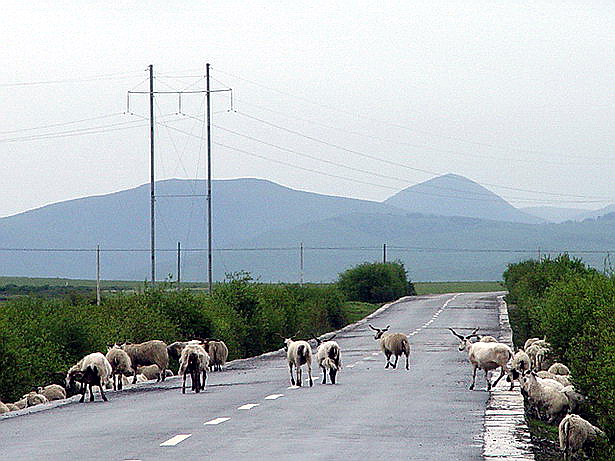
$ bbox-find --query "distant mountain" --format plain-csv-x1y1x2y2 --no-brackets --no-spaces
574,204,615,221
521,206,588,223
384,174,545,224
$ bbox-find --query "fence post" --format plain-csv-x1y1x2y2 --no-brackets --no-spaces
383,243,387,263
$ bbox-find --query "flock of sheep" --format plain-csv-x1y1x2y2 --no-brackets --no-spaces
449,328,607,460
0,321,608,460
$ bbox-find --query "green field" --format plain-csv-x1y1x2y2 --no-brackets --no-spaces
414,281,504,294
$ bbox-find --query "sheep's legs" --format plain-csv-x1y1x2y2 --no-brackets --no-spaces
307,364,313,387
492,367,506,388
89,384,95,402
321,365,327,384
79,385,86,403
201,368,207,390
405,352,409,370
182,372,187,394
296,366,302,387
485,369,491,391
289,363,295,386
132,368,138,384
329,368,337,384
384,352,392,368
99,384,108,402
392,355,399,369
469,365,478,390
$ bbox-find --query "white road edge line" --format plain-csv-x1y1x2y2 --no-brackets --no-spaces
238,403,260,410
264,394,284,400
160,434,192,446
204,417,231,425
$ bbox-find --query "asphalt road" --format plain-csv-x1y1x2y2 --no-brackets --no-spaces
1,292,504,461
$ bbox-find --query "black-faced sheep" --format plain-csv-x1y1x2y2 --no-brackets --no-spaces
106,345,133,390
520,370,568,423
121,340,169,384
66,352,112,403
313,335,342,384
284,338,313,387
179,343,209,393
559,414,605,460
449,327,513,391
369,324,410,370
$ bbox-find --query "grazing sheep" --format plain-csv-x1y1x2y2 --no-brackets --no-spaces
0,401,9,414
479,335,498,343
561,386,586,414
536,370,571,387
369,324,410,370
510,349,532,381
559,414,605,461
521,370,569,423
284,337,313,387
5,403,19,412
179,343,209,394
449,327,513,391
23,391,49,407
106,345,133,391
121,340,169,384
167,341,187,361
206,340,228,372
37,384,66,401
12,398,27,410
135,373,148,383
524,337,541,350
526,343,549,371
548,363,570,376
137,364,163,381
66,352,112,403
65,360,84,397
313,335,342,384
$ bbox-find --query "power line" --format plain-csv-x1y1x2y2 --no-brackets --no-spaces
0,71,143,87
0,113,125,135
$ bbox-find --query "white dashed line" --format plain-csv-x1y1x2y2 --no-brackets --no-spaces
264,394,284,400
238,403,260,410
287,385,300,389
346,364,355,368
160,434,192,446
204,417,231,425
371,352,379,356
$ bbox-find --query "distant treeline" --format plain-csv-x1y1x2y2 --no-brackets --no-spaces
504,255,614,460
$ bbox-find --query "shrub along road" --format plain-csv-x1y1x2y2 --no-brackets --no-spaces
0,293,504,460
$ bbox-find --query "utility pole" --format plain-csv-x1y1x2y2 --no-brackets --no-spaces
537,247,541,261
300,242,304,286
96,244,101,305
206,63,213,293
149,64,156,285
383,243,387,263
177,241,181,288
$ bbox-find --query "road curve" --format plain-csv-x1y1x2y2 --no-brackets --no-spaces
1,292,504,461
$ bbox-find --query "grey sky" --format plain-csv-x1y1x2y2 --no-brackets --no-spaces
1,1,613,217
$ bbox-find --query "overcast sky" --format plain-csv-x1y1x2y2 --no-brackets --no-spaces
1,1,613,217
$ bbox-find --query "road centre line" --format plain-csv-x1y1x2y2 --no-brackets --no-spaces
160,434,192,446
238,403,260,410
204,417,231,425
264,394,284,400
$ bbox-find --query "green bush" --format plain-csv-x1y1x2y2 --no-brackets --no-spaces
337,261,415,303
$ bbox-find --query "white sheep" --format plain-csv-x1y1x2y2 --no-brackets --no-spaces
536,370,571,387
313,335,342,384
479,335,498,343
526,343,549,371
559,414,605,461
37,384,66,401
205,340,228,372
66,352,112,403
5,402,19,412
510,349,531,381
548,362,570,376
449,327,513,391
178,343,209,393
369,324,410,370
284,337,313,387
120,340,169,384
106,345,133,390
560,386,586,414
0,401,10,414
12,398,27,410
23,391,49,407
520,370,569,423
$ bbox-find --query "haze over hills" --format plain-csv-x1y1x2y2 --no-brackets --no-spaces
384,173,545,224
521,204,615,223
0,175,613,282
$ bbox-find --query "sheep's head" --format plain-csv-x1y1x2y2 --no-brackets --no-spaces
368,324,390,340
283,338,293,352
448,327,480,351
65,368,83,396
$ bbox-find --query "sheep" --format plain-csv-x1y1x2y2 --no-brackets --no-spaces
135,373,148,383
312,334,342,384
449,327,513,391
120,340,169,384
526,343,549,371
548,363,570,376
37,384,66,401
536,370,571,387
524,337,541,350
0,401,9,414
12,398,27,410
66,352,112,403
283,337,313,387
559,414,606,461
65,360,84,397
23,391,49,407
479,335,498,343
369,324,410,370
561,386,586,414
206,340,228,372
520,370,569,423
510,349,531,381
106,345,133,391
178,343,209,394
5,403,19,412
167,341,187,361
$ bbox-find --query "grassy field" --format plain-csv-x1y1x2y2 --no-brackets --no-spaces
414,281,504,295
